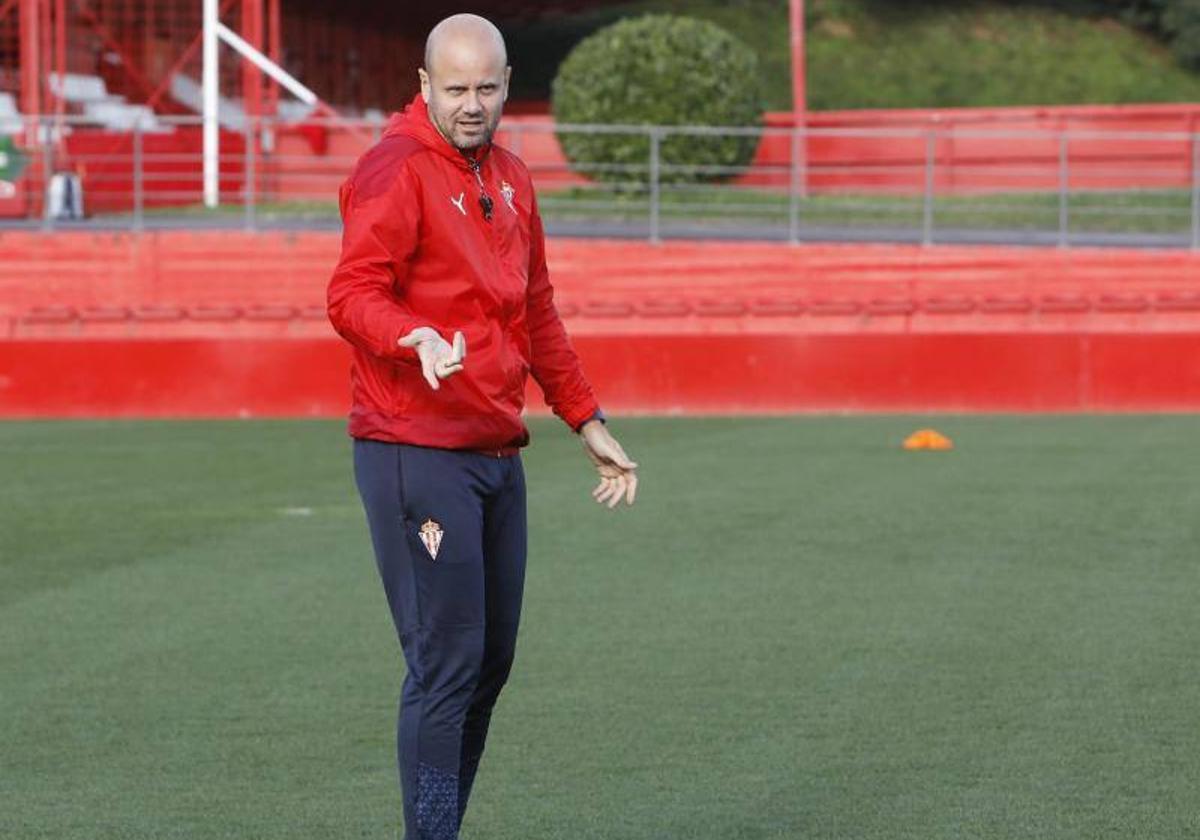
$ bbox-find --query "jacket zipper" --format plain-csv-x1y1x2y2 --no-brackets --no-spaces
465,154,520,387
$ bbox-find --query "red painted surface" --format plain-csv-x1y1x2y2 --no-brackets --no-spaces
3,232,1200,415
5,232,1200,322
2,333,1200,417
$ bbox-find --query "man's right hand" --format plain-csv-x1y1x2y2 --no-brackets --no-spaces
398,327,467,390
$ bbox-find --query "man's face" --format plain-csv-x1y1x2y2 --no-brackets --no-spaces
419,41,510,151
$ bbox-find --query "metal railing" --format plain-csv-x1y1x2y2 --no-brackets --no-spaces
2,113,1200,248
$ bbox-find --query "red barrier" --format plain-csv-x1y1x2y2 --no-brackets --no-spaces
6,232,1200,323
3,333,1200,417
4,233,1200,415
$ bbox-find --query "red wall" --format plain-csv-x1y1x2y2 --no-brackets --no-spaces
3,333,1200,417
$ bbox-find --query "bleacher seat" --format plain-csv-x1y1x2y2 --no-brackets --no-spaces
131,305,186,322
747,298,805,317
79,306,131,322
1096,295,1149,313
694,300,747,317
809,299,862,316
243,304,297,321
82,101,163,132
46,73,165,132
1038,295,1091,314
580,301,633,318
980,296,1034,314
635,299,692,318
187,305,241,321
1154,292,1200,312
865,298,917,316
277,100,316,124
48,73,110,104
170,74,246,131
921,296,976,315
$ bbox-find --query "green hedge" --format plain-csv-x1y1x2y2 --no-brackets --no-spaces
551,14,764,185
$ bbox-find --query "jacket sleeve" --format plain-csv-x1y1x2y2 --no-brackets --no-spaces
525,193,601,430
327,157,426,363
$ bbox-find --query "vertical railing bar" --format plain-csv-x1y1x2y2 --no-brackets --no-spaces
42,119,54,232
244,116,257,232
649,127,661,245
922,130,935,246
1191,133,1199,251
788,124,801,244
132,117,144,232
1058,132,1070,249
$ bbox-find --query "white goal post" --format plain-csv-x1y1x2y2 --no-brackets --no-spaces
202,0,320,208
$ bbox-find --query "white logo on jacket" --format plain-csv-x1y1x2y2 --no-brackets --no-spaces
450,192,466,216
500,181,516,212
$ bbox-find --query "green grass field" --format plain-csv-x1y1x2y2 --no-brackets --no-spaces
3,417,1199,839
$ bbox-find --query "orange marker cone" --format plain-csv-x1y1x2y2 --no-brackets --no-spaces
903,428,954,450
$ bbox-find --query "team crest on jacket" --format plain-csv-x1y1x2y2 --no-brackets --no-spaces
418,518,445,560
500,180,516,212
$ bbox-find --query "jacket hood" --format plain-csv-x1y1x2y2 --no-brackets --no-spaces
383,93,490,168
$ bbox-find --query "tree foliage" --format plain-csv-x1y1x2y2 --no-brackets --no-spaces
551,14,765,185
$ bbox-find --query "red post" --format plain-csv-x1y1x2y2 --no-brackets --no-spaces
241,0,264,119
54,0,65,121
39,0,50,110
789,0,807,197
266,0,281,118
789,0,806,125
19,0,40,126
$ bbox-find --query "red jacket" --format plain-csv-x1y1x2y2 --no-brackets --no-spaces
328,94,599,452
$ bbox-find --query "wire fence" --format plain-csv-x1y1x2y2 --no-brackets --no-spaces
2,113,1200,248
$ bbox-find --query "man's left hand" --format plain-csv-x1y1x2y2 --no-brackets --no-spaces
580,420,638,509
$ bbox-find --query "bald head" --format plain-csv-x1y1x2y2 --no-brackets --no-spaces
419,14,510,151
424,14,507,71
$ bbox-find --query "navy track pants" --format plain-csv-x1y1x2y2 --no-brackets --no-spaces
353,439,527,840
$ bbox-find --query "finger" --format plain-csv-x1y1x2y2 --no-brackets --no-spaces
605,476,626,509
451,331,467,363
419,353,440,390
596,475,621,508
595,478,618,505
592,475,614,501
398,333,421,348
624,472,638,506
435,362,464,379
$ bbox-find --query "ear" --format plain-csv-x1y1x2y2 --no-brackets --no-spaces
503,66,512,102
418,68,431,103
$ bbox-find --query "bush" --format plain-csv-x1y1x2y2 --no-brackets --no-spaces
550,14,765,186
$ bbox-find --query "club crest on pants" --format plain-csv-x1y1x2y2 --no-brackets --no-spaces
418,518,444,560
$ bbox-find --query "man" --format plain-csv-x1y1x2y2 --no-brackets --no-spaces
326,13,638,840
